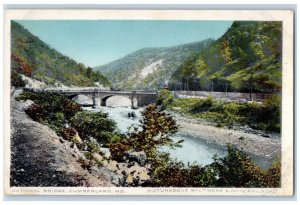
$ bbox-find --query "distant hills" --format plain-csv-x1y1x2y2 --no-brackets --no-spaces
95,21,282,93
11,21,110,87
94,39,214,90
169,21,282,93
11,20,282,93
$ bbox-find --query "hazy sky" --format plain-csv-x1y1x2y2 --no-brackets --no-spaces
17,20,233,67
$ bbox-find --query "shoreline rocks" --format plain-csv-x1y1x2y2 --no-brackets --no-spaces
169,111,281,161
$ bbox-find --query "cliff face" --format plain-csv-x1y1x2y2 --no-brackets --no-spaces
10,98,113,187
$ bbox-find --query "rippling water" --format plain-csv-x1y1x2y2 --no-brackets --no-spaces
84,106,272,169
84,106,227,166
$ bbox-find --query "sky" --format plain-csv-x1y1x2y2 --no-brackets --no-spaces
17,20,233,67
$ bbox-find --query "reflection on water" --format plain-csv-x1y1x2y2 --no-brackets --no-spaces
84,106,273,169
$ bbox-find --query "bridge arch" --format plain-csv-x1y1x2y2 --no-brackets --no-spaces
101,95,133,107
70,94,94,106
39,89,158,108
101,95,113,106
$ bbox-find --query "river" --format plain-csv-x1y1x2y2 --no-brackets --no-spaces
81,95,273,169
83,105,229,166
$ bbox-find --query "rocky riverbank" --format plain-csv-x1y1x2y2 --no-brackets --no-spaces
10,97,151,187
170,111,281,161
10,98,113,187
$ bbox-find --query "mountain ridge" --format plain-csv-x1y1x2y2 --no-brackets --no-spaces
11,21,110,87
168,21,282,93
94,39,214,90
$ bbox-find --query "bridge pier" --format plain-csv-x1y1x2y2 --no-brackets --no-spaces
131,98,138,109
92,93,101,108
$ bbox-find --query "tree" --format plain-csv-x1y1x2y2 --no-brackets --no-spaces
85,67,93,79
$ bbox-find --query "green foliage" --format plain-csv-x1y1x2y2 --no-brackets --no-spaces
169,21,282,93
61,127,77,141
264,158,281,187
151,160,216,187
11,71,26,87
150,144,281,188
110,104,181,163
110,142,130,161
70,111,117,145
11,21,110,87
17,91,82,121
17,91,83,134
86,138,101,153
156,89,174,111
11,53,33,77
169,95,281,133
25,103,46,121
192,95,214,112
211,145,266,187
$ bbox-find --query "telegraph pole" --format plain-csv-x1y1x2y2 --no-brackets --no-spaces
250,73,253,100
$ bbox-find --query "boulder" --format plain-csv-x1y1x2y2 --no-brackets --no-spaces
125,151,147,166
106,160,118,172
126,174,134,184
72,133,83,144
101,160,109,167
22,100,34,110
12,89,24,98
100,148,111,159
89,166,123,186
123,162,151,186
92,153,103,163
138,170,150,181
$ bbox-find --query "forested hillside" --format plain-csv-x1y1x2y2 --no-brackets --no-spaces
94,39,213,90
11,21,110,87
169,21,282,93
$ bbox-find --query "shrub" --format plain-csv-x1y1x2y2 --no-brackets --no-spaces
211,144,267,187
110,142,130,161
171,95,281,133
86,137,101,153
61,127,77,140
70,111,117,145
264,158,281,187
156,89,174,111
149,144,281,188
11,53,33,77
192,96,213,112
25,103,46,121
126,104,180,159
18,91,83,121
62,99,82,119
11,71,26,87
151,160,216,187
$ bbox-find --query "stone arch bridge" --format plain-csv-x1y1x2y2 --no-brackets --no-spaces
35,88,158,108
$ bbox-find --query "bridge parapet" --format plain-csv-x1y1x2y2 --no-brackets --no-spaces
26,88,158,108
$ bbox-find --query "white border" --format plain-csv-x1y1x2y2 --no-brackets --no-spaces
3,9,294,196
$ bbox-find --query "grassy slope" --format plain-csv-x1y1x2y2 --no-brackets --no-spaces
11,21,110,87
168,96,280,133
169,21,282,93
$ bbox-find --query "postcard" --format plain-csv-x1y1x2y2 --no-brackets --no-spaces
3,9,294,196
